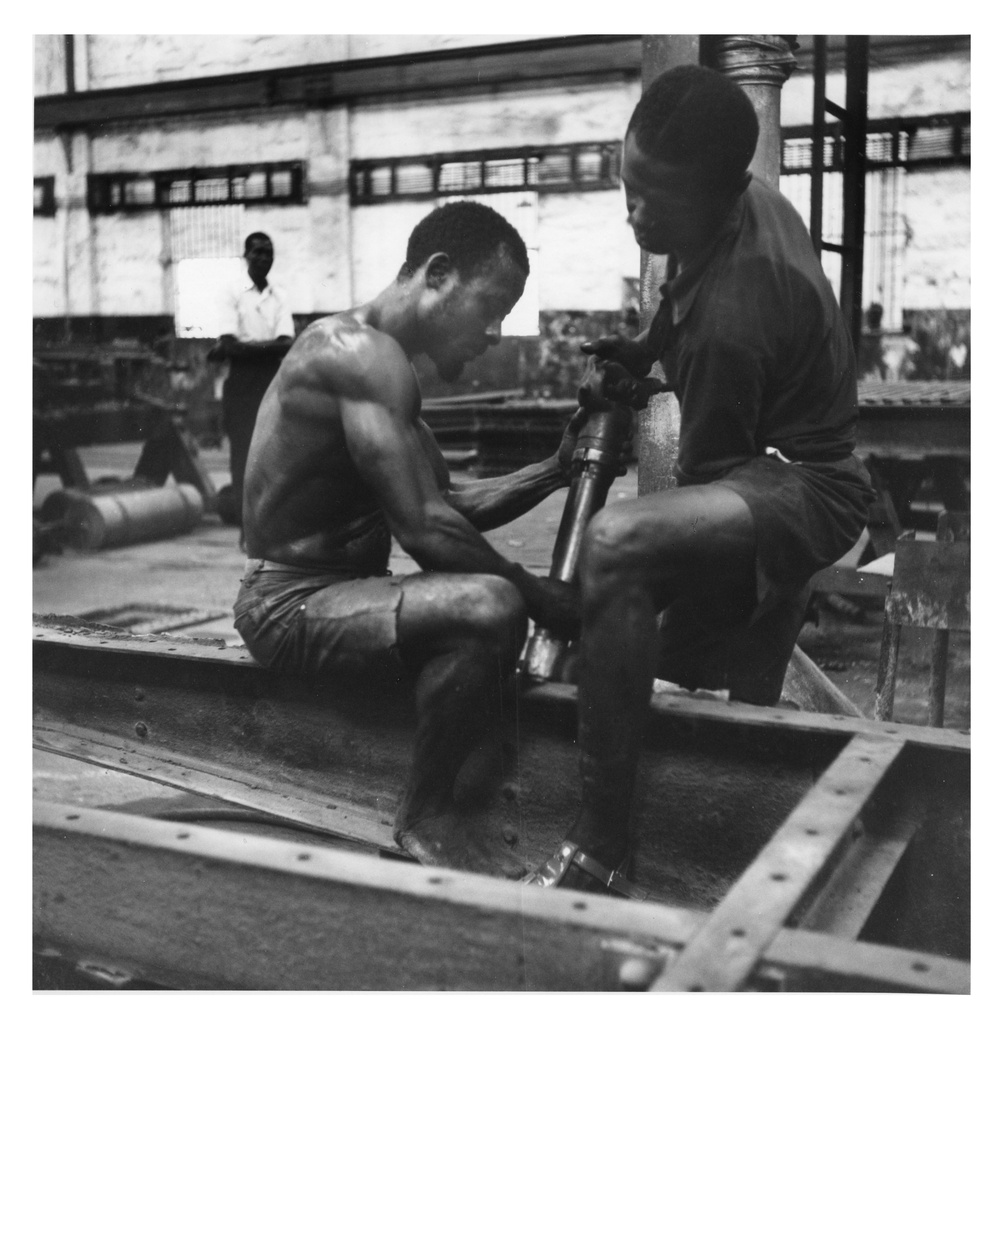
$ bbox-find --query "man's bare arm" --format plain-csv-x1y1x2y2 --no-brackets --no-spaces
335,334,579,634
441,407,588,531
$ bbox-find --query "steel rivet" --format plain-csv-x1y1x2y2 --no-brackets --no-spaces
134,721,148,739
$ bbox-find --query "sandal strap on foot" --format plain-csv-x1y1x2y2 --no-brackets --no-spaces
525,841,649,900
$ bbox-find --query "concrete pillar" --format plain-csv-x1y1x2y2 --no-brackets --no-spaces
636,36,700,498
708,36,798,188
305,107,354,312
62,130,98,319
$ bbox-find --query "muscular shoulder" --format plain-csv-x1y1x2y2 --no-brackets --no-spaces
283,314,416,412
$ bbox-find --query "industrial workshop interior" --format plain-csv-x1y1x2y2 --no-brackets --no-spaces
32,33,971,993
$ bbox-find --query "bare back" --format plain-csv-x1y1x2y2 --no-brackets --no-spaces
243,310,442,570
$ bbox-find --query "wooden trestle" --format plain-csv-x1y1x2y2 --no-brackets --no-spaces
32,619,970,992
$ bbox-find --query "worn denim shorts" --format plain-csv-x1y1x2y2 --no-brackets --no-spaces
233,560,410,678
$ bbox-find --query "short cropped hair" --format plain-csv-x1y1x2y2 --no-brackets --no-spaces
627,65,759,194
244,232,272,252
403,201,529,279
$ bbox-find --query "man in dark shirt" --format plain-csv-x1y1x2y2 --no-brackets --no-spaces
529,65,874,896
234,202,581,876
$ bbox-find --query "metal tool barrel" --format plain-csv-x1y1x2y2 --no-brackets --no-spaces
522,404,632,682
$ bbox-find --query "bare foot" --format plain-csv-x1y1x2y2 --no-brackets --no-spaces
451,804,530,880
396,813,529,880
465,832,529,881
395,813,485,874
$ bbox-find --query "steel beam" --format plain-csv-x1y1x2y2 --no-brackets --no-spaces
33,802,969,993
35,36,644,131
33,622,970,953
651,734,908,991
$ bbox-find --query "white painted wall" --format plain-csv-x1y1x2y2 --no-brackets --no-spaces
346,34,545,60
34,35,66,95
34,35,549,93
33,217,63,317
34,105,354,318
346,78,640,314
351,80,639,159
82,35,350,89
899,168,971,310
781,54,971,124
89,113,307,170
92,214,166,315
33,134,65,179
351,202,427,303
32,38,969,321
537,191,638,310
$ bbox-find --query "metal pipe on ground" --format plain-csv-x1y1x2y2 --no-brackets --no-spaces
39,481,204,551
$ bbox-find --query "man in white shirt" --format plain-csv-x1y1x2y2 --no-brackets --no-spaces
208,232,295,536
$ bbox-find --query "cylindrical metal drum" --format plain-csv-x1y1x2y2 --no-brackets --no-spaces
40,482,204,551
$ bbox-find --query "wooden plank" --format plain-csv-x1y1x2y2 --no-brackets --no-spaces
929,631,950,727
794,769,927,939
781,647,863,717
33,724,396,850
33,802,967,993
31,619,973,753
32,618,972,918
33,801,697,992
650,734,907,992
761,930,969,994
809,565,893,600
855,408,970,459
886,539,971,632
794,829,913,939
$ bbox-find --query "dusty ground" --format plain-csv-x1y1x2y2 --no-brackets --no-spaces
33,441,970,733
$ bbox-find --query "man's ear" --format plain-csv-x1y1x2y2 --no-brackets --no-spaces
423,252,454,290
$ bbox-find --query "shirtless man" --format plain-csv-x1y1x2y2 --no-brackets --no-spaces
234,201,582,876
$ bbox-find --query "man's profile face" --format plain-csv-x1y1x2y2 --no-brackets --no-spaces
621,132,716,258
424,251,526,382
245,236,274,287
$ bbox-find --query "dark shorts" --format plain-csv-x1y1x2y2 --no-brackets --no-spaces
711,452,875,598
233,561,409,678
659,452,875,704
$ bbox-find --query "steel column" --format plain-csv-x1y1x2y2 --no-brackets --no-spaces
709,35,799,188
636,36,700,497
839,35,870,351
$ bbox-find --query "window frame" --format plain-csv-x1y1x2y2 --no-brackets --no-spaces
781,111,970,177
34,176,56,217
350,142,623,205
86,162,306,215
